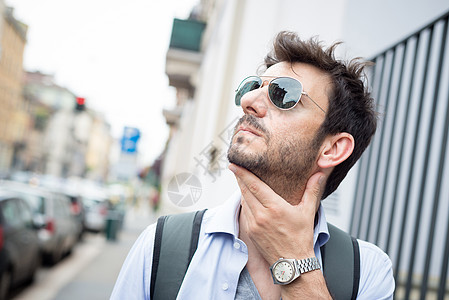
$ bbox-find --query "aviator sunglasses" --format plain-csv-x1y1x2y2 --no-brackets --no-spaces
235,76,326,113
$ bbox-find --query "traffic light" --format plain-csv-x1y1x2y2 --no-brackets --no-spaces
75,97,85,111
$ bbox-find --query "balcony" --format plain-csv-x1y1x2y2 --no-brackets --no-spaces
165,18,206,96
169,18,206,51
162,107,182,127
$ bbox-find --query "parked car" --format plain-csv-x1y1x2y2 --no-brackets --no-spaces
0,189,41,300
1,182,80,264
63,192,85,240
82,196,109,232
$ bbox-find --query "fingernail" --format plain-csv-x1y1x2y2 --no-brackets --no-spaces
229,164,237,173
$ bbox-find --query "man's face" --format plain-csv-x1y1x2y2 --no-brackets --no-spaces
227,62,331,198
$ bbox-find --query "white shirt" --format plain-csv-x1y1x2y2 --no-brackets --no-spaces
111,192,395,299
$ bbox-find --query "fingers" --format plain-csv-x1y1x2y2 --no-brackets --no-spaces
229,163,273,208
230,163,325,219
300,172,325,214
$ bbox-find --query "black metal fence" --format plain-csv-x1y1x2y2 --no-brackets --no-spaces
350,11,449,300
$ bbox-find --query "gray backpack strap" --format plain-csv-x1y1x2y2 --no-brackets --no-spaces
321,223,360,300
150,209,206,300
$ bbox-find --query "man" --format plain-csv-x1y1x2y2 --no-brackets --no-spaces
111,32,395,299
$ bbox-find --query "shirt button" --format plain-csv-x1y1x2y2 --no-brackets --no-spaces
222,283,229,290
233,242,241,249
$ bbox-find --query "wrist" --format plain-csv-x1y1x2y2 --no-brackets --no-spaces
281,270,333,300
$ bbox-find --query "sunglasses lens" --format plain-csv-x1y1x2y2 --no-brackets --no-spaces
268,77,302,109
235,76,262,106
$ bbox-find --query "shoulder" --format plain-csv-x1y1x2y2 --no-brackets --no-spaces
357,240,395,299
357,240,391,264
110,223,157,300
128,222,157,258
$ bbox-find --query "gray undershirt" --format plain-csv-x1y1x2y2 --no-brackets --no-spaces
235,267,262,300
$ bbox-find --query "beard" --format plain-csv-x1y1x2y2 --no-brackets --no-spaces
227,114,322,201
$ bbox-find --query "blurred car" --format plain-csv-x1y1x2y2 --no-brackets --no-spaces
1,182,80,264
82,196,109,232
50,191,83,244
64,192,85,240
0,189,41,299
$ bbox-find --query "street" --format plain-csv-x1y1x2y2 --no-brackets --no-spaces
9,207,155,300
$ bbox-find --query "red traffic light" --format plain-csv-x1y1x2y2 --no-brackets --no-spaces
75,97,86,111
76,97,85,105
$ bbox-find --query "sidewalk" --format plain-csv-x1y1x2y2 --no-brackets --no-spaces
52,207,155,300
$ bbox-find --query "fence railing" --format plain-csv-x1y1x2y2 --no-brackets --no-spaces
350,10,449,300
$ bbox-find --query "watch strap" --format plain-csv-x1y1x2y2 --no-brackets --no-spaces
296,257,321,274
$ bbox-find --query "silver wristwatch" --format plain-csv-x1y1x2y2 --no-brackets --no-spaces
269,257,321,285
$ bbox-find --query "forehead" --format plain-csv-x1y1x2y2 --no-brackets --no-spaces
263,62,330,87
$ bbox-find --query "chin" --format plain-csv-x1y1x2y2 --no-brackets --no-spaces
227,143,267,178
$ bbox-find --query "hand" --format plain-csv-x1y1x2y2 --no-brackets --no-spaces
229,163,325,265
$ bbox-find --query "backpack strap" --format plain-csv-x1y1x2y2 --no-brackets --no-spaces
150,209,207,300
321,223,360,300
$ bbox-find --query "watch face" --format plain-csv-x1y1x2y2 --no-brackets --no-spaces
273,261,294,283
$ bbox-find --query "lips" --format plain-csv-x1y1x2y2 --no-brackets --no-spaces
233,115,270,141
236,125,262,137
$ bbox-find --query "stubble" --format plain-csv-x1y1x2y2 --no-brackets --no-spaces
227,114,321,201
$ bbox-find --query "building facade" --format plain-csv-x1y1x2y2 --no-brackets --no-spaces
85,113,112,182
0,6,28,175
23,71,113,182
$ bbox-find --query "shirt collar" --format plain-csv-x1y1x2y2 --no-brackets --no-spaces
203,191,330,247
315,204,330,247
203,191,241,237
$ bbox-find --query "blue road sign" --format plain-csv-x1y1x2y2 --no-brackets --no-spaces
120,127,141,153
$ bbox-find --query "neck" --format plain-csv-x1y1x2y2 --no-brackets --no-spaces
238,206,283,298
261,176,307,205
238,205,267,262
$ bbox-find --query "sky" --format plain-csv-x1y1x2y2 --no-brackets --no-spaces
6,0,198,166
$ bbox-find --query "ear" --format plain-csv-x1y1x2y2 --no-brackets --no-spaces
317,133,354,169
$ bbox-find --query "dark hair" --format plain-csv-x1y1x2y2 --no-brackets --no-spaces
264,31,377,199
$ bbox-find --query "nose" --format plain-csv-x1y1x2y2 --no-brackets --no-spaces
240,82,270,118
